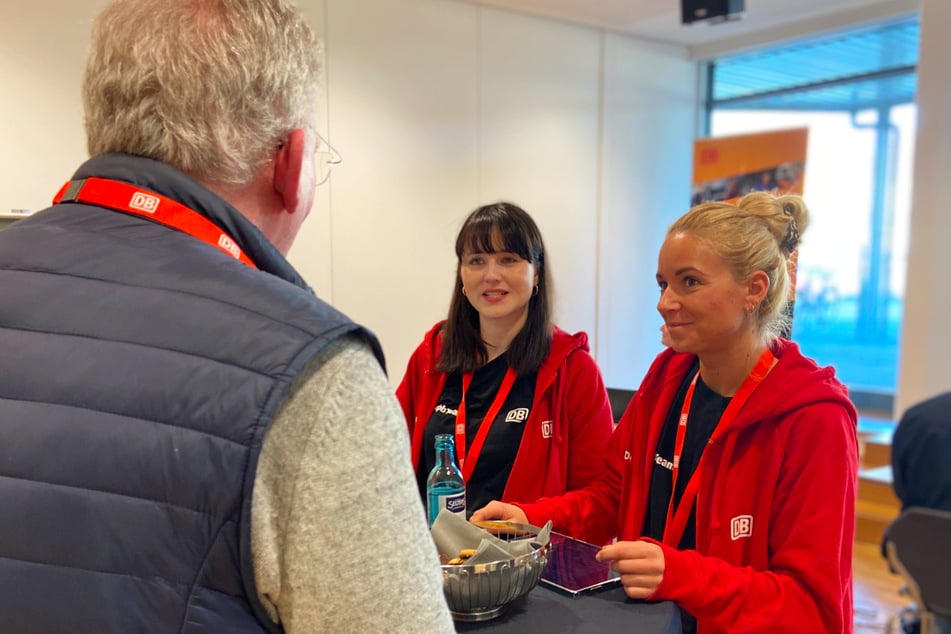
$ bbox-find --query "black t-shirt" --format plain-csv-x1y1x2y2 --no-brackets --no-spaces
417,355,535,515
643,360,730,634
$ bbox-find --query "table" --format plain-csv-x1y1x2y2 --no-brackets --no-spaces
455,584,682,633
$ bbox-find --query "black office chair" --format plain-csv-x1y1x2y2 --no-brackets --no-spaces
884,507,951,634
605,388,635,425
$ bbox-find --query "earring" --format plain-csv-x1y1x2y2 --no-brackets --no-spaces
532,285,539,297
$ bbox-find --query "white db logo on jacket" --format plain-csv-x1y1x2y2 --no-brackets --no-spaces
731,515,754,540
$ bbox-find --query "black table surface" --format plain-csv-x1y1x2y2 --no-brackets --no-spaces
454,583,682,633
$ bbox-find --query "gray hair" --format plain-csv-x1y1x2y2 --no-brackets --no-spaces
83,0,321,185
668,191,810,344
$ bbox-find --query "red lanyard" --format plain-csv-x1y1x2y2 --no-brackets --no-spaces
662,347,776,547
53,177,257,269
455,366,517,481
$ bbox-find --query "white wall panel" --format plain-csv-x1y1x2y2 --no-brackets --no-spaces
597,34,696,390
316,0,480,379
288,0,333,298
477,9,601,339
0,1,106,212
895,0,951,416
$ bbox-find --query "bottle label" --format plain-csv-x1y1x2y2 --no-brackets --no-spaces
429,490,466,525
445,492,466,514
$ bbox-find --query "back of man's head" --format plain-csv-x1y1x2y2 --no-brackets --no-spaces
83,0,321,187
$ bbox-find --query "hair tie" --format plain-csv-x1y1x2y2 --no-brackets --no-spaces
781,219,800,254
779,200,799,254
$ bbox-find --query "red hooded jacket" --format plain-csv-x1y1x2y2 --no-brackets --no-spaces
396,321,614,504
520,340,859,633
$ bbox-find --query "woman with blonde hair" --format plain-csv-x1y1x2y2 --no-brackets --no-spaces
474,192,858,633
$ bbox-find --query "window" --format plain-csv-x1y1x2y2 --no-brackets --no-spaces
705,17,919,410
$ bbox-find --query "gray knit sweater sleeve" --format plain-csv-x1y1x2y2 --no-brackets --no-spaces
251,335,455,633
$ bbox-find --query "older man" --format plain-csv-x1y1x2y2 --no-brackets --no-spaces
0,1,453,632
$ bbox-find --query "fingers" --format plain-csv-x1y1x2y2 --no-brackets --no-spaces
596,540,666,599
618,572,664,600
469,501,526,524
468,502,499,522
597,540,664,568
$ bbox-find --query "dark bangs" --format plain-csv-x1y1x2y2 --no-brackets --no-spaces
455,204,540,264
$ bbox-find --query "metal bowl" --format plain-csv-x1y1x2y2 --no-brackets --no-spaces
441,521,551,622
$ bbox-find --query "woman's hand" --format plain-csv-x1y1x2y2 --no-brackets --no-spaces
596,540,666,599
469,501,528,524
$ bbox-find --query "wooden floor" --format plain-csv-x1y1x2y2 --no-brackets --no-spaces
854,540,909,632
853,417,907,632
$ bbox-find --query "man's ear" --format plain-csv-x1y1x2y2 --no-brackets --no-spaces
272,128,307,213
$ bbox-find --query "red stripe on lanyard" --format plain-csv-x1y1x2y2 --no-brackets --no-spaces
53,177,257,269
662,347,776,547
455,366,517,482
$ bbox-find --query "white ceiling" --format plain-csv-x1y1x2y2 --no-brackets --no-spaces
458,0,917,51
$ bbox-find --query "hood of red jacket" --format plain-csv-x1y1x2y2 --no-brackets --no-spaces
416,320,589,391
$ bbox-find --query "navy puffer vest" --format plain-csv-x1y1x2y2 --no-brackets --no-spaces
0,154,382,633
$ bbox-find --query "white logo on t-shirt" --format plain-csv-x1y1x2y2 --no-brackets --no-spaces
505,408,529,423
434,404,458,416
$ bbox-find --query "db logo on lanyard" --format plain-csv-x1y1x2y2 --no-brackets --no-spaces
129,192,160,213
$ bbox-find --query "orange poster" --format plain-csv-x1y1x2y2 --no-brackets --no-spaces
692,127,809,338
691,127,808,205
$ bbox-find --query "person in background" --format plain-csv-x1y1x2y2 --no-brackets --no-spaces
473,192,859,633
887,391,951,634
397,202,614,516
0,1,453,632
891,391,951,514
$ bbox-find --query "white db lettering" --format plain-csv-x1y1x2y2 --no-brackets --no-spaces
731,515,753,540
218,234,241,259
129,192,160,213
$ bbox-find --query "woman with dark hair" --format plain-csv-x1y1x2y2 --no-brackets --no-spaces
397,202,614,515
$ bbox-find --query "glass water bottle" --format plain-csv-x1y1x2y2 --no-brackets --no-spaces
426,433,466,526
